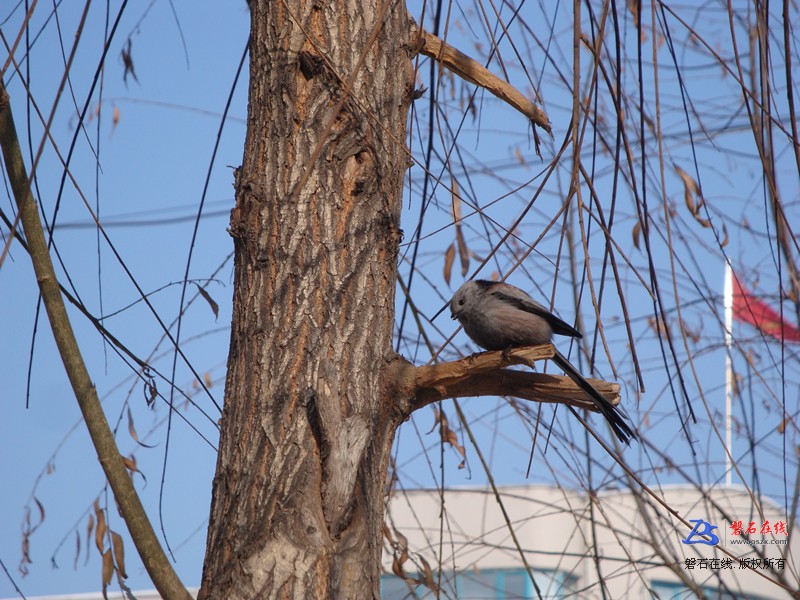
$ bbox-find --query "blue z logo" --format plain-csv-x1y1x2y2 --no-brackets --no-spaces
681,519,720,545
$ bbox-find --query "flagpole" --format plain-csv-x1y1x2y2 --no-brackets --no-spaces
724,263,733,487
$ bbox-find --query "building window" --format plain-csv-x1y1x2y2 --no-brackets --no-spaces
381,568,575,599
650,580,774,600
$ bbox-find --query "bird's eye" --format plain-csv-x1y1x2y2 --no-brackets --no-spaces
458,299,465,306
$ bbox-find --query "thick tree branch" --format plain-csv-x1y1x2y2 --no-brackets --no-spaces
411,23,552,134
397,344,620,413
0,83,192,600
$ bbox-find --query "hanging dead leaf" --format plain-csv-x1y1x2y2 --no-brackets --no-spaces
121,454,147,484
777,417,789,434
695,217,712,228
203,372,213,388
33,497,45,530
194,282,219,320
19,535,31,576
382,523,394,544
394,528,408,556
94,500,106,554
441,425,467,463
675,165,704,216
391,554,405,578
514,146,526,166
418,555,439,595
632,220,641,250
112,105,120,128
456,220,470,277
679,319,701,344
427,405,441,434
451,180,470,277
73,529,81,570
85,514,95,565
111,531,127,579
389,527,409,578
436,408,467,464
101,549,114,597
627,0,640,28
647,315,670,337
443,243,456,286
120,39,138,86
451,180,462,222
127,406,155,448
143,369,157,408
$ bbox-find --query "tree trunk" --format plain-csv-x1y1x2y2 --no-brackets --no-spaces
199,1,412,598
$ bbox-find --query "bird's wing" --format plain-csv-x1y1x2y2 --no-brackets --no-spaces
490,284,582,339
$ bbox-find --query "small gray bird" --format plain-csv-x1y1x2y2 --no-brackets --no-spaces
450,279,636,445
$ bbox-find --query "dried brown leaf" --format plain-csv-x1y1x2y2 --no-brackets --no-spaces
121,454,147,484
696,217,712,228
112,105,120,128
443,243,455,286
20,532,31,568
111,531,127,579
94,500,106,554
391,555,405,578
101,548,114,597
632,220,641,250
514,147,526,166
451,180,462,223
194,282,219,320
143,371,157,408
777,417,789,434
627,0,640,28
85,514,95,565
675,165,703,215
394,528,408,552
33,497,45,529
382,523,394,544
127,406,155,448
203,372,213,388
73,529,81,570
436,408,467,463
720,222,729,248
451,181,470,277
456,227,469,277
418,555,439,594
426,405,441,434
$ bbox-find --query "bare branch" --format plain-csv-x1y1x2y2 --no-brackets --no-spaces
411,23,552,134
0,82,192,600
410,345,620,412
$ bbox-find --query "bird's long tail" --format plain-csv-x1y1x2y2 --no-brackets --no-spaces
552,349,637,445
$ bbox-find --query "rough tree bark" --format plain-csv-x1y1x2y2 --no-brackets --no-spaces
199,1,413,598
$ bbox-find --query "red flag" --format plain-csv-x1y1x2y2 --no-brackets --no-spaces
732,276,800,342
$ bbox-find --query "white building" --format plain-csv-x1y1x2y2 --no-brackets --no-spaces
379,484,799,599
